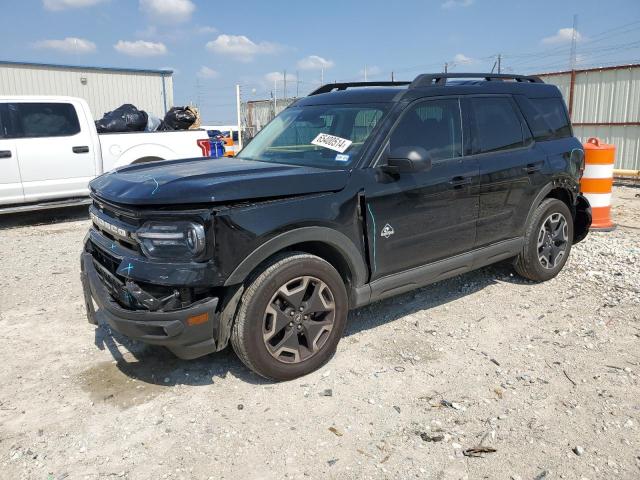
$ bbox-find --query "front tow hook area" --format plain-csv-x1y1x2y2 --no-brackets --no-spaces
125,280,181,312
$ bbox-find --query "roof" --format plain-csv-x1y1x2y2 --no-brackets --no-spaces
0,60,172,76
296,81,562,106
536,62,640,77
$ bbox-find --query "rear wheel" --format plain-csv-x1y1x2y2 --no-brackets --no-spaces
515,198,573,282
231,253,348,381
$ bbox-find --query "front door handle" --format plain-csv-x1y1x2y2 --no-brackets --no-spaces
73,146,89,154
449,176,472,188
523,163,542,174
0,150,12,159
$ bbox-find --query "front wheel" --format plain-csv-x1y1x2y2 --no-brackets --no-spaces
515,198,574,282
231,253,348,381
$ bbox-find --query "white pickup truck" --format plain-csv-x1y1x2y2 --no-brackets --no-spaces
0,96,212,214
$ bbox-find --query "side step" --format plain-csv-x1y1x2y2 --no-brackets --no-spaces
0,197,92,215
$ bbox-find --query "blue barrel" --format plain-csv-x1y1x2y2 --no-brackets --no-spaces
210,139,225,158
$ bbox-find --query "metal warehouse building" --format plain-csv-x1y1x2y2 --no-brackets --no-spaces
0,60,173,119
538,64,640,171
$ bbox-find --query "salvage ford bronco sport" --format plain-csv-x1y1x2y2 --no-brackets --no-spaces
81,73,592,381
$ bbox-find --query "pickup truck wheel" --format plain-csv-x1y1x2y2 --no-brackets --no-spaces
515,198,573,282
231,253,348,381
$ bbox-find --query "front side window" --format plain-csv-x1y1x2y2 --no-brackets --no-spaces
9,102,81,138
390,98,462,161
471,97,528,154
238,103,390,169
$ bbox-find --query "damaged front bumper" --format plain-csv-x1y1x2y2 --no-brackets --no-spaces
80,250,220,360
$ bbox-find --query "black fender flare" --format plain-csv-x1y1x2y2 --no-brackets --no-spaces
223,226,368,288
524,181,576,230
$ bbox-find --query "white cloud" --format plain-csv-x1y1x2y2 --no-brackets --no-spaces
140,0,195,24
206,34,281,62
114,40,167,56
542,27,584,45
297,55,334,70
264,71,297,83
198,66,219,79
441,0,474,9
43,0,105,10
33,37,97,54
452,53,477,65
197,26,217,35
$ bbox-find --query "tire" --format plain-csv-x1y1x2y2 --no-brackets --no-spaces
230,252,348,381
515,198,574,282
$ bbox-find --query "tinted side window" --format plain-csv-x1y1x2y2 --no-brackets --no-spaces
9,103,81,138
0,106,6,138
530,98,571,140
390,98,462,161
471,97,527,154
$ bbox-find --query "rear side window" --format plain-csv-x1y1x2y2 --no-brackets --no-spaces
8,103,81,138
470,97,529,154
528,98,571,141
0,106,6,138
390,98,462,161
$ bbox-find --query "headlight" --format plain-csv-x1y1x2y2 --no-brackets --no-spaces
135,221,206,260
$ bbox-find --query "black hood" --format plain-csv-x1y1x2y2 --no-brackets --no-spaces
90,157,351,206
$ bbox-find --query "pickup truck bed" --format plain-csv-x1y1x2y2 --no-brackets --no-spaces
0,95,211,213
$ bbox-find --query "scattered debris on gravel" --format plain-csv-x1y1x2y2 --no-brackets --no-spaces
1,186,639,479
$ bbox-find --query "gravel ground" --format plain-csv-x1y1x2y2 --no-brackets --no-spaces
0,186,639,480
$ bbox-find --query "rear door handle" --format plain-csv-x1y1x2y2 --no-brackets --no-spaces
0,150,12,159
449,176,472,188
73,146,89,154
523,163,542,173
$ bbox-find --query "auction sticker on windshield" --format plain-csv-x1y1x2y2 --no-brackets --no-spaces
311,133,353,153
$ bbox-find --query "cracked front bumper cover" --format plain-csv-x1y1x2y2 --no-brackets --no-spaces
80,252,219,360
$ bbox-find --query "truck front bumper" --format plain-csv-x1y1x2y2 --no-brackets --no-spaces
80,252,219,359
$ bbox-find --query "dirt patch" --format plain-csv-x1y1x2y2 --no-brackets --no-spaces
0,186,639,480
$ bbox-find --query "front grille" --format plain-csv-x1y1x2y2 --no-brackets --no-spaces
91,242,120,276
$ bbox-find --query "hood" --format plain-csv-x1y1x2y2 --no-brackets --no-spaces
90,157,350,206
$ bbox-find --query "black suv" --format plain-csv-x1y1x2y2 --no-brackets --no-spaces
81,73,592,381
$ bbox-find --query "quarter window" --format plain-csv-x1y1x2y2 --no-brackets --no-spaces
8,103,81,138
390,98,462,161
471,97,528,154
529,98,572,140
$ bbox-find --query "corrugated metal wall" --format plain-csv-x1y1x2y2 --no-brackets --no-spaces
538,65,640,170
0,63,173,119
241,98,296,138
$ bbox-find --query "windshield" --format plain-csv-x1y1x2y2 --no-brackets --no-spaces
238,103,390,169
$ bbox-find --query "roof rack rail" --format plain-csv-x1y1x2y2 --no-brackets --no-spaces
409,72,544,88
309,81,411,96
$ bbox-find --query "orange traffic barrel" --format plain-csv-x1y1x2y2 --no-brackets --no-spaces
581,137,616,231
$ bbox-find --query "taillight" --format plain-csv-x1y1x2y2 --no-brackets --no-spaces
197,138,211,157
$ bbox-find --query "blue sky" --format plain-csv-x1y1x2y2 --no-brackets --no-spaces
1,0,639,123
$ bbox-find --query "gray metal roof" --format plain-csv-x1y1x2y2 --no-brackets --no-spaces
0,60,172,76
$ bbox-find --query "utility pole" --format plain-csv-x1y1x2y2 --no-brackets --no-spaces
497,54,502,74
273,79,277,119
444,62,448,73
570,14,579,70
235,84,243,150
283,70,287,99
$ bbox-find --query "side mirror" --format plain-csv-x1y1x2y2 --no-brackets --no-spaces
383,146,432,174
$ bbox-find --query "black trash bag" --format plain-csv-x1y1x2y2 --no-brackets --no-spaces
95,104,149,133
160,106,197,131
